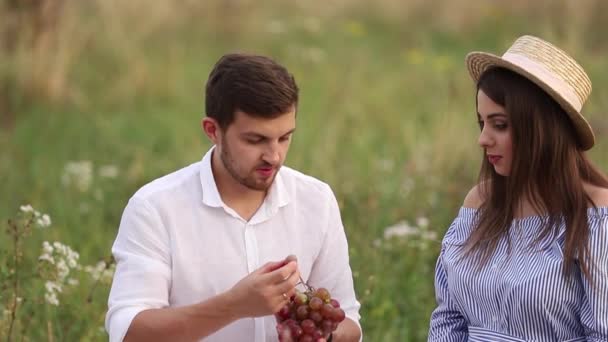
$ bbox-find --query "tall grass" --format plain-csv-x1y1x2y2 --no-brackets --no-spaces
1,0,607,340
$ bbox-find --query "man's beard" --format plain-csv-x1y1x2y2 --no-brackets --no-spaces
220,139,279,191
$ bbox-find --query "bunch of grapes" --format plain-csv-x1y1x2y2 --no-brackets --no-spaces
275,284,346,342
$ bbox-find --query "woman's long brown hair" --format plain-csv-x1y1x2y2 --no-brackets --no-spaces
465,67,608,282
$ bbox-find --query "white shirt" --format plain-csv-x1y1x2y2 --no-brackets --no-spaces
105,147,361,342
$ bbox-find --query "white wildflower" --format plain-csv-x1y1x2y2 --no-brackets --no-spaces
85,261,107,281
416,217,429,228
98,164,119,179
39,253,54,264
56,260,69,279
102,263,116,282
422,231,438,241
36,214,52,228
383,221,419,239
19,204,34,213
61,160,93,192
44,292,59,306
67,278,79,286
45,281,62,294
42,241,53,254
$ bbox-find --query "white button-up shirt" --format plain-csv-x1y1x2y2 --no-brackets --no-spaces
105,147,361,342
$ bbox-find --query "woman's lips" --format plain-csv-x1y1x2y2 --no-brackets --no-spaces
488,155,502,164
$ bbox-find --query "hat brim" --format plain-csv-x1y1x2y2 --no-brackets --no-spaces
465,51,595,150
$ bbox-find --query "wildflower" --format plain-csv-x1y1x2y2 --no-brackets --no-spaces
45,281,62,293
39,253,54,264
383,221,419,239
42,241,54,254
36,214,52,228
19,204,34,213
416,217,430,228
61,160,93,192
45,292,59,306
85,261,115,283
422,231,439,241
98,164,119,179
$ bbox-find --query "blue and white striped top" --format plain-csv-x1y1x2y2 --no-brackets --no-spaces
428,207,608,342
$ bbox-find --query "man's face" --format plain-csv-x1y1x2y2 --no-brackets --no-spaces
216,108,296,191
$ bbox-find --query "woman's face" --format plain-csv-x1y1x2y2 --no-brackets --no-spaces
477,89,513,176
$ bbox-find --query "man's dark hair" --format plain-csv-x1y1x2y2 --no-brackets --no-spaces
205,53,299,129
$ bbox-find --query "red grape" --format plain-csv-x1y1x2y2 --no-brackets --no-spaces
273,256,345,342
309,297,323,311
314,288,331,302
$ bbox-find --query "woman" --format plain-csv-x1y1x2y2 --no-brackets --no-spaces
428,35,608,341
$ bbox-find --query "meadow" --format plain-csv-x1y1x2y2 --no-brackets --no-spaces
1,0,608,340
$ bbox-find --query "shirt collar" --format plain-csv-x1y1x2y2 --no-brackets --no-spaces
199,146,291,212
199,146,224,207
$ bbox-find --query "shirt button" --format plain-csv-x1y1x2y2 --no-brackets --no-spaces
491,263,498,269
492,315,498,322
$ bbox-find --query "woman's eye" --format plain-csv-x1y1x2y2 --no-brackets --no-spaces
495,123,508,130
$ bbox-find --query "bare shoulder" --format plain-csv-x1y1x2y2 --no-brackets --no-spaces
463,184,485,209
586,183,608,207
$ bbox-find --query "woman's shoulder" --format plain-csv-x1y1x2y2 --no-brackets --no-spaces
462,184,485,209
586,183,608,207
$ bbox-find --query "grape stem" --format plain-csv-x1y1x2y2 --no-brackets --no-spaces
297,276,315,293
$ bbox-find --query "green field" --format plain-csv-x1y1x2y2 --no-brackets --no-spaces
1,1,608,340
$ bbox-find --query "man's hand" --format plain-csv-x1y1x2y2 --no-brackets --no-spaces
226,258,300,319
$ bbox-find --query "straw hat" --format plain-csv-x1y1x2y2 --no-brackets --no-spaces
465,35,594,150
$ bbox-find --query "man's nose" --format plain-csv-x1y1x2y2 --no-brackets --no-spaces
263,142,281,164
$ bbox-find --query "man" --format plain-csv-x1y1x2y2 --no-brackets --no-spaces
105,53,362,342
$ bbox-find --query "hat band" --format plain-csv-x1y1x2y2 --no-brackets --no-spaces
502,52,582,111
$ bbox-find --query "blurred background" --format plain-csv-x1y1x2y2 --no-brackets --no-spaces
1,0,607,340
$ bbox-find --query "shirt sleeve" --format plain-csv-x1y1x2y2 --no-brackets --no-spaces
105,197,172,342
428,247,468,341
428,215,468,342
306,185,362,339
580,215,608,341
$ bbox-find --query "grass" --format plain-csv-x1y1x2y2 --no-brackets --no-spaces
1,0,608,340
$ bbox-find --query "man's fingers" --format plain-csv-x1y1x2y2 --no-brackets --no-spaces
267,261,298,283
275,268,300,296
256,260,287,274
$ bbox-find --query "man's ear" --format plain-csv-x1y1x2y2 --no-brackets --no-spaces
202,117,221,144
